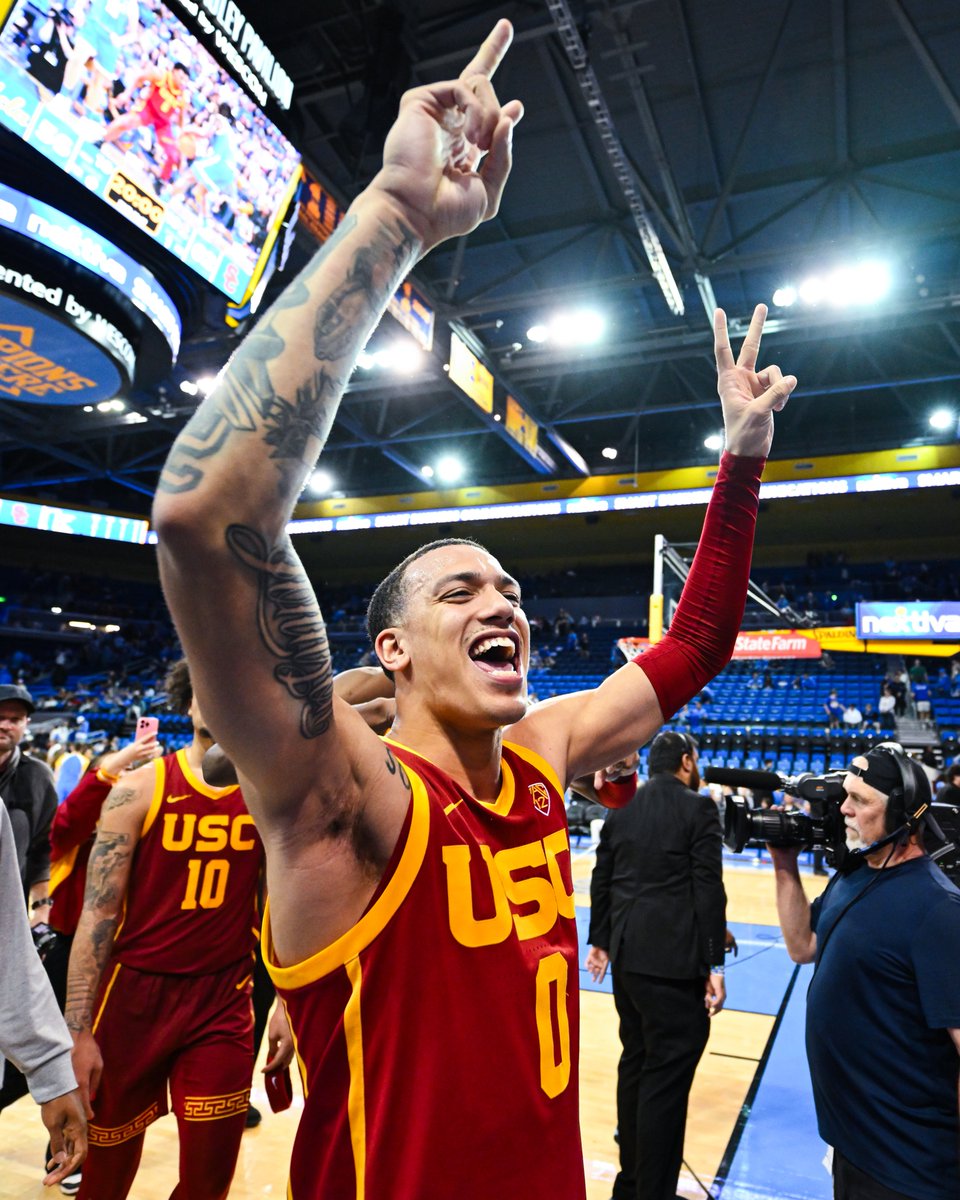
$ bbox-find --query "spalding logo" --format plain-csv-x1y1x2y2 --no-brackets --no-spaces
529,781,550,816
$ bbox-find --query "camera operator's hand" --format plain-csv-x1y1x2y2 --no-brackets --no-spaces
766,843,803,870
705,972,726,1016
585,946,609,984
714,304,796,459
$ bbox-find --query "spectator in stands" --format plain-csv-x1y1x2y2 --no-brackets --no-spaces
861,702,880,732
910,658,928,685
842,703,863,730
878,683,897,731
935,666,950,698
823,690,843,729
937,762,960,804
914,676,932,725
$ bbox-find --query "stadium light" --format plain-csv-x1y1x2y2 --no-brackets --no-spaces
601,447,617,460
355,342,424,374
179,380,199,396
436,456,464,484
308,469,334,495
779,260,892,311
525,310,606,347
50,607,61,614
929,408,955,431
704,434,724,451
421,464,435,479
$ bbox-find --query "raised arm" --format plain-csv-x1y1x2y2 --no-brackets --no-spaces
152,22,521,843
515,305,796,783
64,769,151,1115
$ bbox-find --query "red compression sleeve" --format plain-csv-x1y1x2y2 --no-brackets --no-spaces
633,451,764,719
596,773,639,809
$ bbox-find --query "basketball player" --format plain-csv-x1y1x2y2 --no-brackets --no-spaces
98,61,192,185
64,659,290,1200
153,20,795,1198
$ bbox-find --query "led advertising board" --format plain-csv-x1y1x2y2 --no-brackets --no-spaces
856,602,960,641
0,0,301,301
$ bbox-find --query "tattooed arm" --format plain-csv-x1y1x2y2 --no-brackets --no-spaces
64,772,151,1117
152,23,521,859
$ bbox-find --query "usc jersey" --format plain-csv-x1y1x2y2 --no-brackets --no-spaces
110,749,263,975
265,739,585,1200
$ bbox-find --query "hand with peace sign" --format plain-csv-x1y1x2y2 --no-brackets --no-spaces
714,304,797,459
371,19,524,254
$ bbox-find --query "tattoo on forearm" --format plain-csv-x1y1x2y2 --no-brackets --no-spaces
226,524,333,738
68,831,131,1031
157,213,417,499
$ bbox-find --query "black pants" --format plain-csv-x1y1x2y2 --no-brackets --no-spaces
833,1149,919,1200
610,968,710,1200
0,930,72,1111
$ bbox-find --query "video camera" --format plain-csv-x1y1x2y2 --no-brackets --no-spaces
706,767,849,866
706,765,960,882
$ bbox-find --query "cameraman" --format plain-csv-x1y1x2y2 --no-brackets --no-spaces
770,744,960,1200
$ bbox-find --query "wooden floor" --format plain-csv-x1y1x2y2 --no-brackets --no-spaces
0,860,827,1200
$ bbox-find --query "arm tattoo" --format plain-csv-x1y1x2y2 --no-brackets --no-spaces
67,831,131,1031
157,213,417,498
226,524,333,738
103,786,137,812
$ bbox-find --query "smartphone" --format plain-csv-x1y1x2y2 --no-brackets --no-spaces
136,716,159,740
264,1066,293,1113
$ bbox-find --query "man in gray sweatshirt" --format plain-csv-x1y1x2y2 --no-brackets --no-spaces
0,797,87,1186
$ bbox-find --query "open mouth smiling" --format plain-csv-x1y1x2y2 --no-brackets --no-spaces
468,633,522,680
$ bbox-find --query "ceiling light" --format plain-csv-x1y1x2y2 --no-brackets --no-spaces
772,286,796,308
83,405,93,413
601,446,617,460
704,434,724,451
798,276,825,306
127,411,147,423
50,606,61,614
526,324,549,343
96,400,112,412
179,380,199,396
436,455,463,484
930,408,954,431
103,624,120,633
551,310,606,346
196,376,217,396
308,469,333,495
421,464,435,479
493,413,502,422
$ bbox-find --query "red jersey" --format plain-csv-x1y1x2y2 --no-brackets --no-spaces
265,740,585,1200
139,71,187,127
49,767,113,936
110,749,263,975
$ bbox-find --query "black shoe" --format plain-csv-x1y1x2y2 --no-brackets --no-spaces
244,1103,262,1128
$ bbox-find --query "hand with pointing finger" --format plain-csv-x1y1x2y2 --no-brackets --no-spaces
714,304,797,459
370,19,524,254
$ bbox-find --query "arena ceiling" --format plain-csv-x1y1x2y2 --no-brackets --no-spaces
2,0,960,518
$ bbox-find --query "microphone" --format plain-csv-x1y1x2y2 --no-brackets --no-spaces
703,767,784,791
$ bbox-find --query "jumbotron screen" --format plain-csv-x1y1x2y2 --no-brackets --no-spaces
0,0,301,302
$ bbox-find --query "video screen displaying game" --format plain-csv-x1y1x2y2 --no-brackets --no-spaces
0,0,301,302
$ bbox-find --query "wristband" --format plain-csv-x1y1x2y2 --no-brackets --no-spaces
31,897,53,911
97,768,121,785
597,772,639,809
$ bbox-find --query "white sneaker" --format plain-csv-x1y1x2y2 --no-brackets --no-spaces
60,1168,82,1196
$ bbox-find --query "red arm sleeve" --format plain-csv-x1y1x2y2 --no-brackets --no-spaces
633,451,764,719
49,769,112,860
596,773,639,810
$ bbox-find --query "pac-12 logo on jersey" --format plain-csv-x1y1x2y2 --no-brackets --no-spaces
529,781,550,816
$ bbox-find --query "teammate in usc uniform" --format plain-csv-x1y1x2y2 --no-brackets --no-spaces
64,660,291,1200
99,62,192,185
154,20,796,1199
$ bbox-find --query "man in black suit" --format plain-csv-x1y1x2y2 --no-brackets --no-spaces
586,730,727,1200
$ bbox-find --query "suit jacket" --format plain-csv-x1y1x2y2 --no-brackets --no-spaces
587,772,726,979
